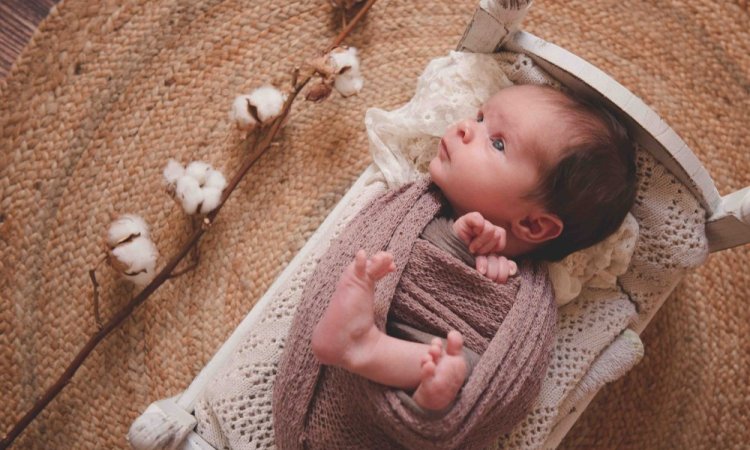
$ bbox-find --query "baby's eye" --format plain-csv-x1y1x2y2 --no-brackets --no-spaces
491,138,505,152
476,112,484,123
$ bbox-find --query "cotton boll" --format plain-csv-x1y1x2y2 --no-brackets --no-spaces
186,161,211,186
107,214,150,248
329,47,360,74
163,159,185,186
110,236,159,287
248,86,286,122
200,187,223,214
329,47,363,97
175,175,203,214
230,95,257,130
205,169,227,191
334,74,364,97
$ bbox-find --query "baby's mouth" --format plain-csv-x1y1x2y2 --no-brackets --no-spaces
439,139,450,161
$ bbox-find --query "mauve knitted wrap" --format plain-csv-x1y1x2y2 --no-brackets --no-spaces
272,178,558,449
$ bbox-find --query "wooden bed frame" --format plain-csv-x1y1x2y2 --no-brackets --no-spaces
129,4,750,449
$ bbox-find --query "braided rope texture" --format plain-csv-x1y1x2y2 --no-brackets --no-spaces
0,0,748,448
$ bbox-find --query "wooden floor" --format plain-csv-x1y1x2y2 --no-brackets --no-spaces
0,0,58,79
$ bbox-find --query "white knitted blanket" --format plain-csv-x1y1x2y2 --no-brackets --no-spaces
192,51,707,449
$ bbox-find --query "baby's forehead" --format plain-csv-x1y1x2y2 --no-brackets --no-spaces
484,85,571,163
484,84,564,110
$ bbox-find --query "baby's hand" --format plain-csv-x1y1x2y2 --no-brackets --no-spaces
475,254,517,284
453,212,507,255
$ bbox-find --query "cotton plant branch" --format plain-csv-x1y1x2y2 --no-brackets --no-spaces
0,0,377,448
167,216,202,279
330,0,368,29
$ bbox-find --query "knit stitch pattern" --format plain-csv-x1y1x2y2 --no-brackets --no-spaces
272,178,558,449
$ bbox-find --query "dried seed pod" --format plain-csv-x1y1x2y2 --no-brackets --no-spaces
306,82,334,102
308,54,336,78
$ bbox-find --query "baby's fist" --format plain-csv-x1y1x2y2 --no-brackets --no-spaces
453,212,507,255
476,254,517,284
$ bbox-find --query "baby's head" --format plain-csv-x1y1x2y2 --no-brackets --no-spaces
429,84,637,261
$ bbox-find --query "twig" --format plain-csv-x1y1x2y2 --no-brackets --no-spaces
168,217,202,279
88,255,107,330
341,11,348,29
167,250,199,278
88,270,102,329
0,0,378,448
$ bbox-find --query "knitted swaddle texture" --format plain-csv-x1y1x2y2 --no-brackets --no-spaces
272,178,558,449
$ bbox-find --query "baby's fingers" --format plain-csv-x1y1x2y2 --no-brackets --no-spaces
486,255,500,281
474,225,499,254
366,251,395,281
490,226,507,253
469,222,495,254
478,255,518,284
475,255,488,275
492,256,518,284
453,212,484,245
494,256,511,283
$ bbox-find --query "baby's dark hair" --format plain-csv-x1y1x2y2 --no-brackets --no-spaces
526,87,638,262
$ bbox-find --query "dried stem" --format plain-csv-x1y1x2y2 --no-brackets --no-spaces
89,255,107,330
168,217,201,279
341,11,348,29
89,270,102,329
168,249,199,278
0,1,377,448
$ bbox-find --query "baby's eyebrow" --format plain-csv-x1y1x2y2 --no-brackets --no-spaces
487,108,521,152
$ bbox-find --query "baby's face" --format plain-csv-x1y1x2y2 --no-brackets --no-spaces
429,85,568,228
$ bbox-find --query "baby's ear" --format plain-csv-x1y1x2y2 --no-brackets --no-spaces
514,212,563,244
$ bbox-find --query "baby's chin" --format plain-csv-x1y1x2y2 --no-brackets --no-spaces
428,156,443,183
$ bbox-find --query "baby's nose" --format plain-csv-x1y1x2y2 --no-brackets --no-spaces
457,120,474,144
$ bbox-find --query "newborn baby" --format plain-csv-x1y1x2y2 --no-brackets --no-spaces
311,84,637,411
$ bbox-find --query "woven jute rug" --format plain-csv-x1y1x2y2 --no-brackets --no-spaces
1,0,748,448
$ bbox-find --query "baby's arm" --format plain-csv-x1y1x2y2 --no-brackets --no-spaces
311,250,467,409
453,212,517,283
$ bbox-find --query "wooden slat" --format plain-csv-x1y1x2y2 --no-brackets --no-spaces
706,187,750,252
0,0,59,79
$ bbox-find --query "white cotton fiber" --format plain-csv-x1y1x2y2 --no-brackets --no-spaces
329,47,363,97
248,86,286,122
176,175,203,214
230,95,257,130
329,47,360,73
334,74,364,97
111,236,159,286
205,169,227,191
166,159,226,215
186,161,211,186
107,214,150,247
163,159,185,185
200,187,223,214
